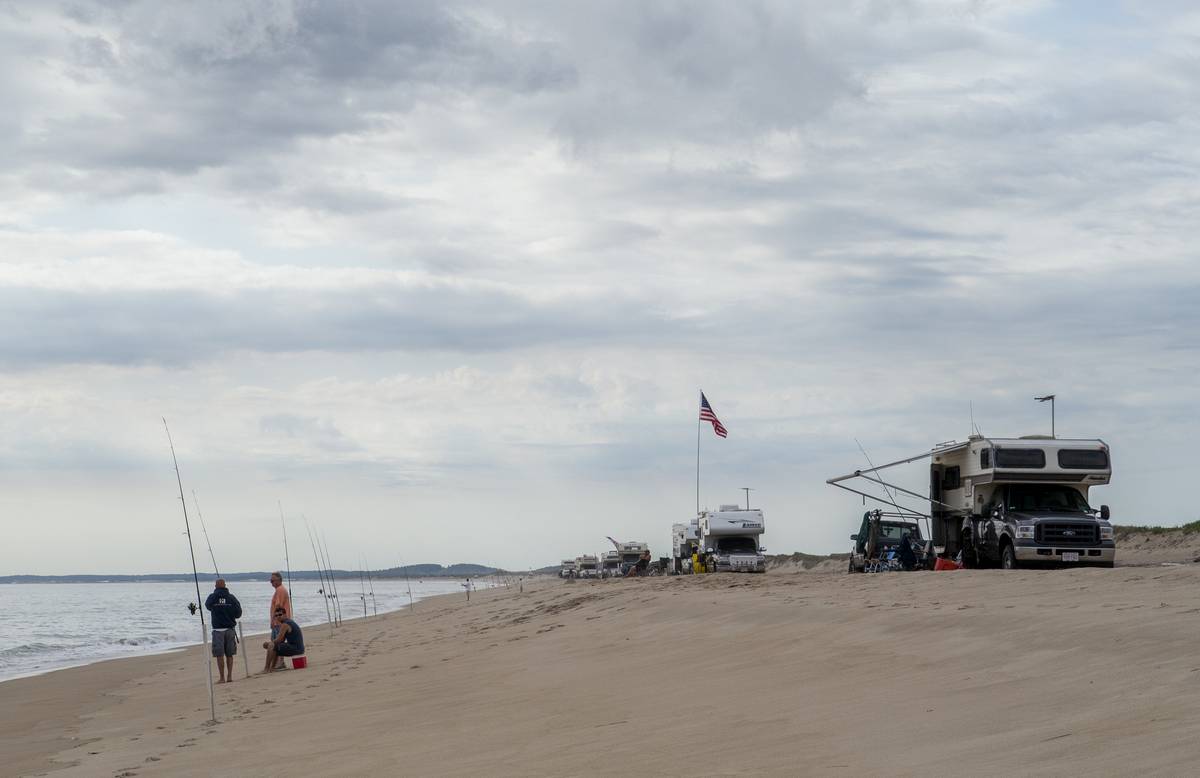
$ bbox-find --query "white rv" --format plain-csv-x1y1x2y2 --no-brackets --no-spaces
828,435,1115,568
559,559,578,579
616,541,650,574
600,550,622,578
698,506,767,573
575,554,600,579
671,519,700,573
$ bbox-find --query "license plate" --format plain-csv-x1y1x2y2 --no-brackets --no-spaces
1062,552,1080,562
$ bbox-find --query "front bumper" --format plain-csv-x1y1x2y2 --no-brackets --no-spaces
715,557,766,573
1013,543,1115,564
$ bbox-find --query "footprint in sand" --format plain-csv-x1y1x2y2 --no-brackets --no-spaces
144,756,161,763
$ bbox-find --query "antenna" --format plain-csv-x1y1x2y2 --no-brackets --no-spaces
741,487,753,509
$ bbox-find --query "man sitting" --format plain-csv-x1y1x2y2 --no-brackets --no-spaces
625,550,652,577
262,606,304,673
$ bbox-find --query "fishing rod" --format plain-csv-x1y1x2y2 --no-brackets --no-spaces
364,557,378,616
163,418,216,724
320,531,343,625
278,501,293,598
191,490,250,679
319,532,342,626
357,560,368,618
400,560,414,611
303,518,334,634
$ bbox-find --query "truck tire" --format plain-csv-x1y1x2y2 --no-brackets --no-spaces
1000,542,1018,570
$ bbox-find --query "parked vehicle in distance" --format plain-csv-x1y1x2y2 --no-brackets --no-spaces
847,511,925,573
698,505,766,573
559,559,578,579
600,550,622,578
671,519,700,574
575,554,600,579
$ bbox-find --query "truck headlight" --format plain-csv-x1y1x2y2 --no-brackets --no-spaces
1017,526,1035,540
1100,526,1113,541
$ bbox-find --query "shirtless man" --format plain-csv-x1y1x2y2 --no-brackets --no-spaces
269,571,292,670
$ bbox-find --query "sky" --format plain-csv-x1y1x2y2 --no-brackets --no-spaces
2,0,1198,575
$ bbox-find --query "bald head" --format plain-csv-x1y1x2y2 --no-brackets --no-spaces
215,578,226,588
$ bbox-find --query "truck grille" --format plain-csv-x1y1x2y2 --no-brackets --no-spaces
1036,523,1098,545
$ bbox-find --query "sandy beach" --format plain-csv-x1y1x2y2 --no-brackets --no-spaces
5,564,1200,777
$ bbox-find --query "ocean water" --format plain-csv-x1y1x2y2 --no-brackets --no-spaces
0,576,493,682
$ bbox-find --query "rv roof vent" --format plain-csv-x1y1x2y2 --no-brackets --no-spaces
1019,434,1053,440
719,504,741,511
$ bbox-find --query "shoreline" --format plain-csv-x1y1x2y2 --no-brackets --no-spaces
0,579,494,687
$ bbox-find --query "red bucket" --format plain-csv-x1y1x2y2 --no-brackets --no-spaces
291,656,307,669
934,558,960,572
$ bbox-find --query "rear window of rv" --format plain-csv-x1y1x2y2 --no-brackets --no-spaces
994,448,1045,468
1057,449,1109,469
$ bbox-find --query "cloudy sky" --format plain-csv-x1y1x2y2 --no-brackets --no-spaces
3,0,1198,575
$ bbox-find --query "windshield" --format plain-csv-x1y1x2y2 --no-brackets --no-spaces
1002,485,1092,513
716,536,759,554
878,524,922,542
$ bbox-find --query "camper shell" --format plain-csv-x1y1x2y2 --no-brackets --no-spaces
829,435,1115,568
616,541,650,573
575,554,600,579
698,506,766,573
671,519,700,573
600,550,622,578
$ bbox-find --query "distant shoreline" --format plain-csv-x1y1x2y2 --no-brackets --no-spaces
0,565,507,584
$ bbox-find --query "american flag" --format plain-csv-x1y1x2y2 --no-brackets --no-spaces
699,393,727,438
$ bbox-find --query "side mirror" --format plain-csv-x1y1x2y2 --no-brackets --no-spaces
850,534,858,541
1100,505,1111,521
759,547,766,553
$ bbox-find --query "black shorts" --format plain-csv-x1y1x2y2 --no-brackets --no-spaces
276,642,303,657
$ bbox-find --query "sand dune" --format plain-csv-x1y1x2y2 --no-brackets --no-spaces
6,564,1200,777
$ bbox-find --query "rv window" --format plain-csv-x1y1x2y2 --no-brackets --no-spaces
980,449,992,469
994,448,1045,468
942,466,961,490
1057,449,1109,469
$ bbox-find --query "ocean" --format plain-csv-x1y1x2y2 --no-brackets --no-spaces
0,576,491,683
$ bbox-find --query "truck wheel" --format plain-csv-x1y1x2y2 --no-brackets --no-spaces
1000,542,1018,570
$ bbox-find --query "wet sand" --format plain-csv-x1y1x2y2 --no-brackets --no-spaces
5,566,1200,777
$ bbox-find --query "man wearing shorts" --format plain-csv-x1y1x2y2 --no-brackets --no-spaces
205,578,243,683
268,571,292,670
262,606,304,673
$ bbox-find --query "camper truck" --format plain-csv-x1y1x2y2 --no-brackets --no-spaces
616,541,651,574
575,554,600,579
698,506,767,573
600,550,622,578
559,559,578,579
828,435,1115,568
671,519,700,573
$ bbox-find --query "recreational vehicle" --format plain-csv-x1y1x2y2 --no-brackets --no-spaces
698,506,766,573
600,550,622,578
829,435,1115,568
671,519,700,573
575,554,600,579
616,541,650,574
559,559,578,579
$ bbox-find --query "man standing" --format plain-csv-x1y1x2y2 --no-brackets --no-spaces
269,571,292,670
205,578,242,684
262,606,304,673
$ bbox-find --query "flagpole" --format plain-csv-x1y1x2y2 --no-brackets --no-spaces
696,391,702,516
